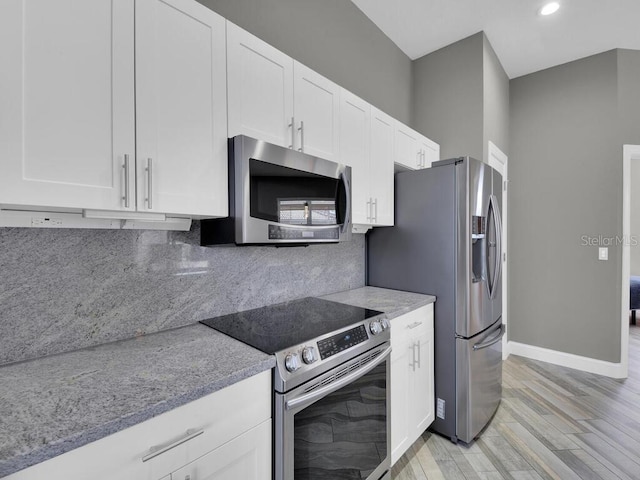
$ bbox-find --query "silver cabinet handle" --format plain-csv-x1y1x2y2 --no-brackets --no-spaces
416,150,422,168
298,120,304,152
288,117,295,149
416,339,421,368
366,198,372,221
410,343,416,371
421,150,426,168
122,154,130,208
372,198,378,223
407,321,423,329
141,428,204,462
146,158,153,210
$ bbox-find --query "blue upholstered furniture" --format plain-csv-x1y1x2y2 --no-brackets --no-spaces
631,276,640,325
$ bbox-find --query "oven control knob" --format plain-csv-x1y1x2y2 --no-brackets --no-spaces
380,318,391,331
285,352,301,372
369,320,383,336
302,346,317,364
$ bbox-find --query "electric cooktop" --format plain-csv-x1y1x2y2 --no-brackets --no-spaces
200,297,383,355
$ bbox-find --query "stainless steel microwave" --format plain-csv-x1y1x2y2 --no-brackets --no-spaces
201,135,352,245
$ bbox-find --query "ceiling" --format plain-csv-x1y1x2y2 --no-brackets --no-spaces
350,0,640,78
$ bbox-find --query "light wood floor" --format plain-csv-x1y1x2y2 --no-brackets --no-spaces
392,325,640,480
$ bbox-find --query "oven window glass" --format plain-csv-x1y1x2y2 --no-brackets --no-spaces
293,361,387,479
249,159,346,226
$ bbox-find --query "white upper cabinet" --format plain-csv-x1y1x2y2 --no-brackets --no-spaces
339,90,370,225
0,0,227,219
394,122,440,170
227,23,339,160
395,123,422,170
135,0,228,217
370,107,394,226
420,135,440,168
0,0,136,211
339,94,393,227
292,62,340,161
227,22,294,148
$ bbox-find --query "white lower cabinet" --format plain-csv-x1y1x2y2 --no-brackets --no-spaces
169,420,270,480
5,371,271,480
390,305,435,465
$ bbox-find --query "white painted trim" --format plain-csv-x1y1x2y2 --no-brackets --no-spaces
509,341,626,379
488,141,509,360
621,145,640,379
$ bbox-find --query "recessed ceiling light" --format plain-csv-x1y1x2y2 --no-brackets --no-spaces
539,2,560,16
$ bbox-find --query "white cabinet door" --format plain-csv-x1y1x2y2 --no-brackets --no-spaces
227,22,294,149
411,327,435,438
390,330,411,465
394,123,422,170
369,107,394,226
293,62,340,161
420,136,440,168
135,0,227,218
0,0,135,211
390,305,435,466
339,90,370,225
170,420,271,480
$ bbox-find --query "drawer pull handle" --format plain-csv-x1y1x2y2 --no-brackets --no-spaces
407,321,423,329
142,428,204,462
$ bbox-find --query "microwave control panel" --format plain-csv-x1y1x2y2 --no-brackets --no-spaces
269,225,339,240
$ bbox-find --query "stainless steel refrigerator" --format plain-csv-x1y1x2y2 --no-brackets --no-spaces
367,156,504,444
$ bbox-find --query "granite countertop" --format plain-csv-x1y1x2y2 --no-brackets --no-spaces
0,286,434,478
322,286,435,319
0,324,274,478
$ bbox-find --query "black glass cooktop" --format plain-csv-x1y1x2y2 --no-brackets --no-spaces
200,297,383,354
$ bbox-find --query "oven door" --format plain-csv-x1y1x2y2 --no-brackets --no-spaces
275,343,391,480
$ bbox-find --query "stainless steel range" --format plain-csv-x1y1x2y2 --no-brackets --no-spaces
201,297,391,480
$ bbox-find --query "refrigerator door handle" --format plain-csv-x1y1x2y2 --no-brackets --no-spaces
472,324,505,351
492,194,503,298
487,194,502,299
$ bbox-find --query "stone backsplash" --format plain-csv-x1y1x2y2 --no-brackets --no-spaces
0,222,365,365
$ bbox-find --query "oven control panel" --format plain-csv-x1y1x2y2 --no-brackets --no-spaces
317,324,368,360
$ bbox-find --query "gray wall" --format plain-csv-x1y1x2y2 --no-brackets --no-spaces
411,32,509,162
0,224,365,365
509,50,622,362
198,0,413,124
483,36,510,159
412,32,484,160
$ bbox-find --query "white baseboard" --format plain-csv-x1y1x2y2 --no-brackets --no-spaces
507,341,627,379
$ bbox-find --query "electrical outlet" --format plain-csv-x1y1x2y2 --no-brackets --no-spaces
31,217,63,227
598,247,608,261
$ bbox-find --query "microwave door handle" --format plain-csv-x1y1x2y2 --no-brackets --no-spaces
285,346,391,411
341,172,351,232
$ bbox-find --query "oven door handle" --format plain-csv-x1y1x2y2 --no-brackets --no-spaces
285,345,391,411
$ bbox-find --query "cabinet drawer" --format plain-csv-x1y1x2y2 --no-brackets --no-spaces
170,419,271,480
141,370,271,478
6,371,271,480
391,305,432,342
